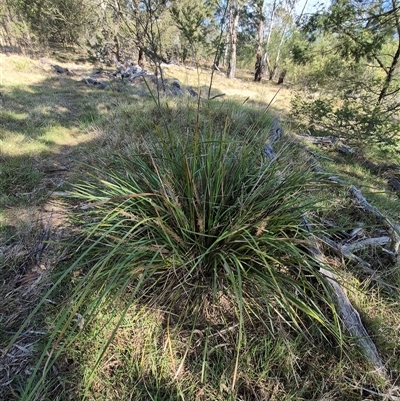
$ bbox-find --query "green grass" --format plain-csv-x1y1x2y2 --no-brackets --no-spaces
1,52,400,401
15,100,347,399
0,155,43,205
326,156,400,217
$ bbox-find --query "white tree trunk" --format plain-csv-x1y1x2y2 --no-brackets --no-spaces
227,3,239,79
263,0,278,77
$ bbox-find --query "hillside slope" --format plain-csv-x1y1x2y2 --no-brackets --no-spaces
1,51,399,401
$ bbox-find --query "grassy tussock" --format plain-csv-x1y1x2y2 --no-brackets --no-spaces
1,52,399,401
12,98,346,399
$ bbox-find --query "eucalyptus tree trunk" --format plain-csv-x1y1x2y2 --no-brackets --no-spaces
133,0,146,68
262,0,278,78
227,2,239,79
254,1,265,82
269,0,301,80
269,27,286,80
114,35,121,61
255,50,263,81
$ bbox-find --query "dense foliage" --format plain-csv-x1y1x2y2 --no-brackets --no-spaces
291,0,399,150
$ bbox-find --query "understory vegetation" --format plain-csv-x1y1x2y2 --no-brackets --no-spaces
1,40,399,401
1,1,400,400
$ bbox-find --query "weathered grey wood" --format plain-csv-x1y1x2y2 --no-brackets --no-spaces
343,236,390,253
131,70,147,79
337,144,355,155
319,235,396,293
291,124,400,397
294,130,399,266
51,64,72,75
294,133,355,155
321,266,384,371
320,234,375,275
304,225,385,371
263,118,282,161
294,133,341,144
350,185,400,264
83,77,108,89
389,176,400,192
275,126,385,370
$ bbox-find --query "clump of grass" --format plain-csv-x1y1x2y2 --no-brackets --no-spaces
12,99,346,400
12,58,32,72
0,156,43,207
1,52,399,400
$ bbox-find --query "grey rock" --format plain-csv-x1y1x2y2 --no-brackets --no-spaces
83,77,108,89
187,87,198,97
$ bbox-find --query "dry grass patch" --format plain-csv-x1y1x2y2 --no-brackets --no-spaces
160,63,293,111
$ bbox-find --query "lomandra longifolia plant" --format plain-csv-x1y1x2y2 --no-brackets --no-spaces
17,103,341,399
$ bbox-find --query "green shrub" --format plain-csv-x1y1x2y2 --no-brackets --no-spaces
291,92,400,153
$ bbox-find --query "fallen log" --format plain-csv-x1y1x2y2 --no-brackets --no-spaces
296,134,400,176
343,236,390,253
304,220,385,372
319,235,397,294
187,88,198,98
389,176,400,192
272,124,385,370
337,144,355,155
51,64,73,76
350,185,400,264
321,265,384,371
263,118,282,161
293,132,399,267
295,134,355,156
130,70,147,80
83,78,108,89
320,234,376,276
294,133,341,145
